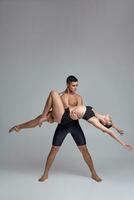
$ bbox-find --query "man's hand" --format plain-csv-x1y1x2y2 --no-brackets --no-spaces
39,115,47,127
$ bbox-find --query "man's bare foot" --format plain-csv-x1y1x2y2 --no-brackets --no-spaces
9,126,20,133
91,174,102,182
38,174,48,182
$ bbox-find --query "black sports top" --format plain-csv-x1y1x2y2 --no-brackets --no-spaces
82,106,95,120
60,106,95,125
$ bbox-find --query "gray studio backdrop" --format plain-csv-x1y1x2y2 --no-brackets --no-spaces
0,0,134,200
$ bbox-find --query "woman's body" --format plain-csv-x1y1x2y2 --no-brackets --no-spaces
9,90,132,150
9,102,124,135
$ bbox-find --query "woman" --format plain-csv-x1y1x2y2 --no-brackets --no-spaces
9,90,132,150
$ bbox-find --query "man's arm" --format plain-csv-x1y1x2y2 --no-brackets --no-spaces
77,95,84,106
59,90,66,97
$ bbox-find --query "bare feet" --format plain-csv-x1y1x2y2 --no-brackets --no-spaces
38,174,48,182
9,126,20,133
91,174,102,182
38,173,102,182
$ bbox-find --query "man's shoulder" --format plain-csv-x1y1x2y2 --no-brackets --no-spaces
75,93,82,99
73,94,83,102
59,90,66,96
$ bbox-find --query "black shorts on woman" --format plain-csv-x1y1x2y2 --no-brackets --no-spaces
52,106,95,146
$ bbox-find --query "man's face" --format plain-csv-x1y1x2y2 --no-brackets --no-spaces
67,81,78,93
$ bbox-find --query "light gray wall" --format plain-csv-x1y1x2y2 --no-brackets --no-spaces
0,0,134,193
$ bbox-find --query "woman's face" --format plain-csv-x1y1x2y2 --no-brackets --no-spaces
101,114,112,127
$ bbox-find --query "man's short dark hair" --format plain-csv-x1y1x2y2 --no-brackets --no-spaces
66,75,78,84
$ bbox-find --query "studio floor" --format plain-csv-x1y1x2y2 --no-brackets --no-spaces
1,157,133,200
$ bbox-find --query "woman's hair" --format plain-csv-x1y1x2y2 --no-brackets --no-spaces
66,75,78,84
104,123,112,128
99,120,112,128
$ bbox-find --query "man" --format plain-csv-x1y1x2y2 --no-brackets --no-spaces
9,75,102,182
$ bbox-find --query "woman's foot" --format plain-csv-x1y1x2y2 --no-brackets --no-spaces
38,174,48,182
9,125,20,133
91,174,102,182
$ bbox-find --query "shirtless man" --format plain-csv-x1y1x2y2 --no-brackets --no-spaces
9,75,102,182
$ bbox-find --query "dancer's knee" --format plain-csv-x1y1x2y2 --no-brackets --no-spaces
50,145,60,154
50,90,59,96
78,145,88,155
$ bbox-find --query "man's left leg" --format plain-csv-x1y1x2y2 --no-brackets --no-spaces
70,121,102,182
78,145,102,182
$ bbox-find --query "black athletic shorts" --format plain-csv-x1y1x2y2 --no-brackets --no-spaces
52,120,86,146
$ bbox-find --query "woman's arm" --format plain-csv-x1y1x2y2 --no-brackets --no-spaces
92,109,106,123
88,117,132,150
112,123,124,135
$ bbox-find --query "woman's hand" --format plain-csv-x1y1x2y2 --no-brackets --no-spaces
117,129,124,135
123,143,133,150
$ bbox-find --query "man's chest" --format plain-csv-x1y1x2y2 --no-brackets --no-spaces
61,94,78,107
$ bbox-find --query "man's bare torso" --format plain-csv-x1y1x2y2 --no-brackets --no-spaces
60,90,83,108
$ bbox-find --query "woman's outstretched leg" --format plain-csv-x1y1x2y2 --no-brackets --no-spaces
9,114,45,133
38,145,60,182
9,90,64,133
9,92,53,133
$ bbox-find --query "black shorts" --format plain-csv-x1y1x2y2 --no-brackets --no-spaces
52,120,86,146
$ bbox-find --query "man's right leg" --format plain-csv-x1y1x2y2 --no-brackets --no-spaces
38,145,60,181
38,124,68,182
